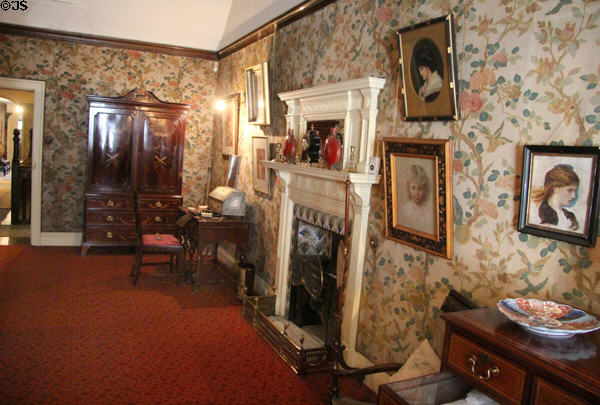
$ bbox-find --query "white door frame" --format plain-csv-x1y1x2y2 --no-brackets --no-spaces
0,78,44,246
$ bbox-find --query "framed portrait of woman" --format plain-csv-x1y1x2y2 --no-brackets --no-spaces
518,145,600,247
382,137,452,258
397,14,459,121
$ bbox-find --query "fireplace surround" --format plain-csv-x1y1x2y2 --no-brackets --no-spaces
261,76,386,370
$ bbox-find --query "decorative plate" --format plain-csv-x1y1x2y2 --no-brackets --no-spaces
497,298,600,338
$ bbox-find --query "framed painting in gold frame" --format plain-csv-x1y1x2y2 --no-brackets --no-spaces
245,62,270,125
382,138,452,258
397,14,459,121
221,93,239,155
252,136,270,195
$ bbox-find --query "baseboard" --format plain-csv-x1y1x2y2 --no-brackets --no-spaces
216,246,237,271
40,232,82,246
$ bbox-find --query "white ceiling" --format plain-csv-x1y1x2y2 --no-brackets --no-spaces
0,0,306,51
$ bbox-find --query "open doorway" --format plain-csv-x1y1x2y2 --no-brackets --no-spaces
0,78,45,246
0,89,33,243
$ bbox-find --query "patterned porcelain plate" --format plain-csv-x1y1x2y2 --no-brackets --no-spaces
497,298,600,338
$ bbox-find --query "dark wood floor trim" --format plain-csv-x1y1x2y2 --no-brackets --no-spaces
0,23,218,60
217,0,337,59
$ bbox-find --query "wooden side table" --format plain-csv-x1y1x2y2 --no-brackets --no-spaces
178,208,249,290
378,307,600,404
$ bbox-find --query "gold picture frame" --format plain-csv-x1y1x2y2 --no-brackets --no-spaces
221,93,239,155
397,14,459,121
382,138,453,258
245,62,270,125
252,136,270,195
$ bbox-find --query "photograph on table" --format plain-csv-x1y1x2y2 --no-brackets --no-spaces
518,145,600,247
382,137,452,258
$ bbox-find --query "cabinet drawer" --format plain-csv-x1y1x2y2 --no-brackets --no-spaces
86,210,134,226
533,377,591,405
446,333,526,405
87,195,132,210
138,197,182,210
85,225,136,243
139,211,179,226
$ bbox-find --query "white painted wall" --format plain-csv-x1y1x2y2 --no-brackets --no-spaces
0,0,232,50
0,0,306,51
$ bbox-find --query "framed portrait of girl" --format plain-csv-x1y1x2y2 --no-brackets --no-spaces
518,145,600,247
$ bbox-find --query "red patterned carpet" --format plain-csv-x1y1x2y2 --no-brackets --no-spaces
0,246,377,404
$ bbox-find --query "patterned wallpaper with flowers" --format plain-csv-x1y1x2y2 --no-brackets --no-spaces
0,35,216,231
217,0,600,366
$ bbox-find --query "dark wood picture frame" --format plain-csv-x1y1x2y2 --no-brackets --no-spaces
383,138,452,258
518,145,600,247
397,14,459,121
221,93,239,155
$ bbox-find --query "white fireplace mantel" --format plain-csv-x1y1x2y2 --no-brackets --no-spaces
264,76,386,359
278,76,386,173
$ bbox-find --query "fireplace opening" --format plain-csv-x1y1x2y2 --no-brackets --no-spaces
287,219,343,346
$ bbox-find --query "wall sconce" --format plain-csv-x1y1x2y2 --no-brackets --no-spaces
15,105,23,114
215,99,225,111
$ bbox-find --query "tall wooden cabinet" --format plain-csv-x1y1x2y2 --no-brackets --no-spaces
81,90,190,256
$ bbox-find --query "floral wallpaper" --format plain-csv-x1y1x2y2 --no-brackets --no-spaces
217,0,600,366
1,0,598,368
0,35,216,231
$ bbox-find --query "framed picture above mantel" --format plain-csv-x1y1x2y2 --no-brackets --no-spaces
397,14,459,121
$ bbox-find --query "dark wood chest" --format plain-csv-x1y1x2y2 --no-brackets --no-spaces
81,90,190,256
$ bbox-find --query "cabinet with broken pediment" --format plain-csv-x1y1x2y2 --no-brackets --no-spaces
81,90,190,256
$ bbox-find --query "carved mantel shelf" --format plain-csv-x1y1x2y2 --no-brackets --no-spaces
262,161,380,217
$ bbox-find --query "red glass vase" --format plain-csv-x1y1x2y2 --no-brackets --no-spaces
323,128,342,169
283,129,296,163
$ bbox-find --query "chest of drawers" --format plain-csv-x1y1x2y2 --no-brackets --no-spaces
441,308,599,405
378,307,600,404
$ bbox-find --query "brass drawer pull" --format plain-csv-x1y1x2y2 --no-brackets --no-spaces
155,201,163,208
106,215,114,222
106,231,114,239
107,200,115,207
469,354,499,380
154,216,162,223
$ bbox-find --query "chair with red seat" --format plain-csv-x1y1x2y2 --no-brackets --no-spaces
130,192,183,285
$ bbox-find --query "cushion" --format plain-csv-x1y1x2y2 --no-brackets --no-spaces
388,339,441,382
142,233,180,246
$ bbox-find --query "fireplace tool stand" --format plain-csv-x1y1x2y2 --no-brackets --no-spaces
328,180,402,404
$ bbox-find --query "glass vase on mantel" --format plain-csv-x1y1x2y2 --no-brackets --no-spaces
323,127,343,170
283,128,296,164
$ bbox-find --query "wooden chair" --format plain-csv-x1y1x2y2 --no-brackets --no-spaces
130,193,183,285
